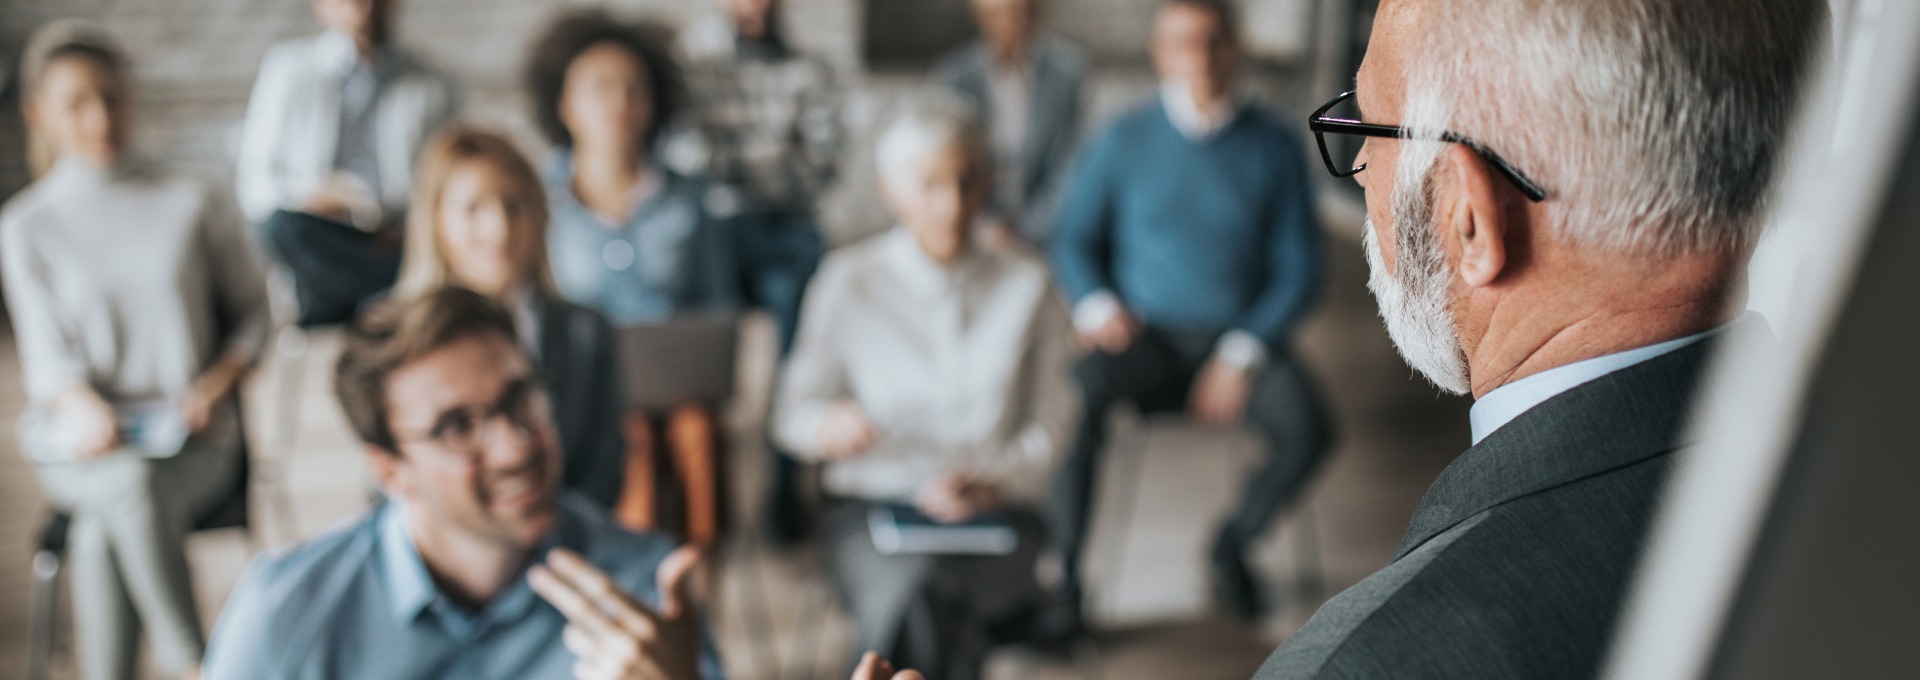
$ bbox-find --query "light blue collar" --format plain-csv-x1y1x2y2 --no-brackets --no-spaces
378,499,438,625
1469,326,1725,444
376,499,558,636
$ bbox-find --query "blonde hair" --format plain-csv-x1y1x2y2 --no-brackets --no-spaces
19,20,129,177
393,126,558,300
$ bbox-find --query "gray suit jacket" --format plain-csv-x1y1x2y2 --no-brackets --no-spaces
1256,336,1721,679
529,293,626,510
935,35,1087,243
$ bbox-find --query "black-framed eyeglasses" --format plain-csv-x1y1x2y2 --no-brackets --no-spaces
1308,90,1547,202
393,376,555,457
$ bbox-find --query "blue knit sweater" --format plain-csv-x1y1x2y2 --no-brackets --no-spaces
1050,98,1322,348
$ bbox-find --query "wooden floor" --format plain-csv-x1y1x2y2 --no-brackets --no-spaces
0,227,1470,680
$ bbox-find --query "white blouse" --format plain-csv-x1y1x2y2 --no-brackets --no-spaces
774,229,1079,503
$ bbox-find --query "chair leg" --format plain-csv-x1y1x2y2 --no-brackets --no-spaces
28,549,61,680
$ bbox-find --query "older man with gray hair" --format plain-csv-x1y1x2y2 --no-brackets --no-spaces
1255,0,1827,677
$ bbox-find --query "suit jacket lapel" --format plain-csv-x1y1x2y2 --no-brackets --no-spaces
1394,336,1718,560
1022,42,1070,194
953,47,992,124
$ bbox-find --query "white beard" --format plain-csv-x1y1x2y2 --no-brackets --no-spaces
1363,205,1471,395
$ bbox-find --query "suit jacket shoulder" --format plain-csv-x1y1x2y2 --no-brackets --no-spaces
1258,336,1726,679
1271,452,1673,679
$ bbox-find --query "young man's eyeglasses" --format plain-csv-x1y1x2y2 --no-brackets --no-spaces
1307,90,1548,202
393,377,555,456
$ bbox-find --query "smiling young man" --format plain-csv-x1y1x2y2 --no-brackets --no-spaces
202,288,722,679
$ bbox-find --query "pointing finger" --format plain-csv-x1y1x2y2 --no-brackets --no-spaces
655,546,701,622
545,548,662,636
530,565,618,638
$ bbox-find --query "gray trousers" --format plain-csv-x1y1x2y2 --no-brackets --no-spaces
32,406,241,680
824,501,1047,680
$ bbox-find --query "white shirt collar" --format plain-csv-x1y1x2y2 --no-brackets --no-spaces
881,227,984,295
1160,81,1241,140
314,30,390,75
1469,326,1725,444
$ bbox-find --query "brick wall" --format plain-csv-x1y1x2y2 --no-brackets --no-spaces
0,0,1323,243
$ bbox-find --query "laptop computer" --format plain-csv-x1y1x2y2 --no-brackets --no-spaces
615,313,741,411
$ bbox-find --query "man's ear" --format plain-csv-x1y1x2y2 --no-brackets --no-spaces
1441,145,1509,288
363,444,407,499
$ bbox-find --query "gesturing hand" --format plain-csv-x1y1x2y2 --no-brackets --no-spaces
530,546,704,680
852,652,925,680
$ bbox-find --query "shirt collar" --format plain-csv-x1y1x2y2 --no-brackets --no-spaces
881,226,986,295
1469,324,1729,444
377,499,438,625
543,147,668,230
735,30,791,61
377,496,577,631
1160,81,1242,140
315,30,392,75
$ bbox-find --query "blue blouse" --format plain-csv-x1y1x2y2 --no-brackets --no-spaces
543,149,740,326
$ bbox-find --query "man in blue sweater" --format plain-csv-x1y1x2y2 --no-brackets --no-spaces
1046,0,1331,629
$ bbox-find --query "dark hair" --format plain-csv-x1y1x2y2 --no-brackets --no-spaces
335,287,522,453
1161,0,1240,42
523,10,685,153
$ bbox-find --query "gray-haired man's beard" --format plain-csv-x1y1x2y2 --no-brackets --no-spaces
1363,187,1471,395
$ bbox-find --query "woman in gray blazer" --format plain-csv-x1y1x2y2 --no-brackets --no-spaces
390,125,627,510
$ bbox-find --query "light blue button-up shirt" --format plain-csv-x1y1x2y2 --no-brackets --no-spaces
1469,327,1724,444
203,494,725,679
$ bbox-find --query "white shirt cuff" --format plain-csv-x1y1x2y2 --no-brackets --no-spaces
1213,330,1268,372
1071,291,1123,335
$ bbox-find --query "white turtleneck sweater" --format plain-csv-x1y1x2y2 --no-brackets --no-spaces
0,157,270,421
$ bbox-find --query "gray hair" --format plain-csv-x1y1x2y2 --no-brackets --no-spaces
874,96,986,192
1397,0,1829,256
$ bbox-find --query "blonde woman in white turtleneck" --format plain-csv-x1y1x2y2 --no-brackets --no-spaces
2,23,268,680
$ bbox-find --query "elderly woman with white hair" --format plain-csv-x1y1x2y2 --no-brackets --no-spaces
773,102,1078,680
